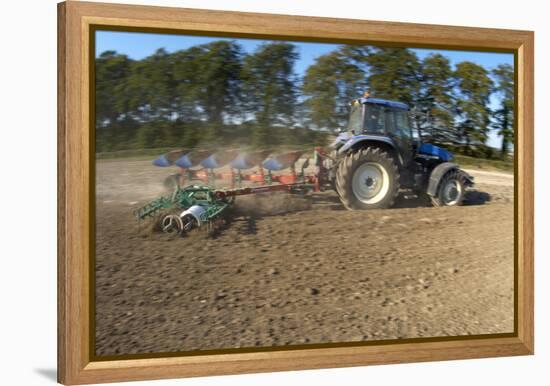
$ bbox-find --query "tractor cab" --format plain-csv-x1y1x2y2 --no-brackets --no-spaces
348,95,414,165
340,93,453,167
348,95,411,136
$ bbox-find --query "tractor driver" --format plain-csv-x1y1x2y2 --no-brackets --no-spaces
364,107,385,134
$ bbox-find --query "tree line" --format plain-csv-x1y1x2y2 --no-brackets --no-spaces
95,41,514,158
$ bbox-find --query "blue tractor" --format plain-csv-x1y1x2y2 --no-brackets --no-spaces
331,94,474,209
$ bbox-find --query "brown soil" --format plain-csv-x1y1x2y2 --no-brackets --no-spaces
95,160,514,356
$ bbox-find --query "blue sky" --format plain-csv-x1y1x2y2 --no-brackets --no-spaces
96,31,514,148
96,31,513,73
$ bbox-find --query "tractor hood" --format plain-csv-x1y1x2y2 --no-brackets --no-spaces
417,143,454,162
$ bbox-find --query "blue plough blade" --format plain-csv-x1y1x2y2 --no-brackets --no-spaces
152,154,172,167
152,149,188,167
230,149,272,170
262,151,303,171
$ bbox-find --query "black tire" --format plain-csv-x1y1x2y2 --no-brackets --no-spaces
431,170,467,207
335,147,400,210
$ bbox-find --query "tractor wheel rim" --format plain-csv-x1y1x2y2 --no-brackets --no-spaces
351,162,390,204
442,179,462,205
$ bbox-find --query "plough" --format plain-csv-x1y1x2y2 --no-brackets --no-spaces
153,148,327,190
136,150,321,235
136,93,474,235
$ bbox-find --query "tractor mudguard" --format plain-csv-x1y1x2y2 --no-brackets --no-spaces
338,135,404,167
337,135,396,154
426,162,459,197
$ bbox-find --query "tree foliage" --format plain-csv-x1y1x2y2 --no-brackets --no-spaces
241,43,299,146
418,54,456,143
95,51,132,151
302,50,366,130
362,47,422,107
491,63,514,155
173,41,243,144
454,61,494,148
94,41,513,159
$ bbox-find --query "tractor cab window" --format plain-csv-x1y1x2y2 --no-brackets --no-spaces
389,109,412,139
348,102,363,133
363,104,386,134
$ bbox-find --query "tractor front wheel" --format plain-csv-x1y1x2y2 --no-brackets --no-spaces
431,170,467,207
335,148,400,210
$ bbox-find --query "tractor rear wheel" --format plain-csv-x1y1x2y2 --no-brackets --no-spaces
335,147,399,210
431,170,467,207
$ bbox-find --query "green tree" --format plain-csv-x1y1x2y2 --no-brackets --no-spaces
171,42,244,145
418,54,456,143
241,42,299,146
95,51,133,125
94,41,513,159
362,47,422,107
95,51,136,151
173,41,243,137
123,48,176,122
170,46,205,123
454,61,494,149
337,45,372,72
302,50,366,131
492,63,514,156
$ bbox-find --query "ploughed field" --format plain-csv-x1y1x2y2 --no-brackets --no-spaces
95,159,515,356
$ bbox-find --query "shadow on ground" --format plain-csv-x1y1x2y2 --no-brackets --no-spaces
463,190,492,206
394,189,492,209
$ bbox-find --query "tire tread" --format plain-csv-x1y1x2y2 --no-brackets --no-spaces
430,169,467,207
335,147,400,210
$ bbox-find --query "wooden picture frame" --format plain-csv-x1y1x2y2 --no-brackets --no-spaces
58,1,534,384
